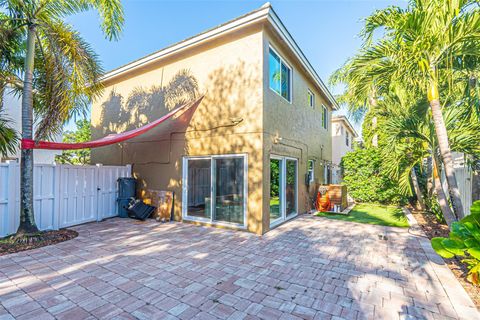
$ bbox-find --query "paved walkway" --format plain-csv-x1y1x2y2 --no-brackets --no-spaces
0,215,478,320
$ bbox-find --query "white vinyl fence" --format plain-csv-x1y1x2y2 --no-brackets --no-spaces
0,162,131,237
441,152,473,218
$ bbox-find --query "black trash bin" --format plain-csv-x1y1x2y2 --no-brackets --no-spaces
117,198,132,218
118,177,136,198
117,178,136,218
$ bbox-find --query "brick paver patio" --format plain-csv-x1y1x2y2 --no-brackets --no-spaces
0,215,478,319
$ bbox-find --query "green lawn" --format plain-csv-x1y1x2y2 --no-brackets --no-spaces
316,203,409,228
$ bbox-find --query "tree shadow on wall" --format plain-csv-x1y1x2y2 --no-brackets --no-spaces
98,69,199,136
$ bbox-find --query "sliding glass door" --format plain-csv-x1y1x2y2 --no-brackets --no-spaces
183,155,246,227
214,157,245,224
186,159,211,219
270,156,297,227
270,158,282,224
286,159,297,217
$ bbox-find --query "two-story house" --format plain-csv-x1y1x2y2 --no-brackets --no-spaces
331,115,358,183
1,88,62,164
90,3,339,234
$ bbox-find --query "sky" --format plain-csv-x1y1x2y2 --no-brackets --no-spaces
65,0,404,132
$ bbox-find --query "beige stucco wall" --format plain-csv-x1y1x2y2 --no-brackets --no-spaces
261,28,333,231
331,121,354,166
91,22,334,234
91,25,266,234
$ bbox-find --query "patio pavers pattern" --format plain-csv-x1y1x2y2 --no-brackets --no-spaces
0,215,478,319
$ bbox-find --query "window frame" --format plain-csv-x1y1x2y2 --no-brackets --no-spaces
346,131,350,146
270,155,298,228
268,46,292,103
322,104,328,130
308,159,315,183
308,89,315,108
182,154,248,229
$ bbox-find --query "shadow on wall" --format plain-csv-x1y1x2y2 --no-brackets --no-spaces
93,61,266,232
99,69,199,135
182,61,265,233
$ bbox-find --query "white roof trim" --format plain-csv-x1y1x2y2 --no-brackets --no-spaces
100,4,339,110
332,116,358,138
101,6,270,82
266,8,339,110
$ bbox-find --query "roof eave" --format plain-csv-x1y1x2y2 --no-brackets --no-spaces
332,116,358,137
99,4,339,111
266,8,339,110
101,6,271,84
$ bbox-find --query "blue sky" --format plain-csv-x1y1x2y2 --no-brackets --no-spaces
66,0,403,132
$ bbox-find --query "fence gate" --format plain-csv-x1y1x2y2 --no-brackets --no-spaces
0,162,131,237
97,165,131,221
58,165,99,228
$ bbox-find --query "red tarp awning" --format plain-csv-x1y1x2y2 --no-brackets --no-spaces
21,96,203,150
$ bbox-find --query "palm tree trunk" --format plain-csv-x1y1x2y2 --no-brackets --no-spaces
433,156,456,226
426,157,434,197
428,80,464,219
411,168,425,211
17,23,38,235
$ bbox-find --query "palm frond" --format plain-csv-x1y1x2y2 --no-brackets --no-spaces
33,19,103,140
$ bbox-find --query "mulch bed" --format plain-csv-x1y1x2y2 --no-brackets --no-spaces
411,209,480,308
0,229,78,256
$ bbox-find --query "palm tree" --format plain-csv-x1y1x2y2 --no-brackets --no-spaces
0,104,18,157
382,99,480,226
331,0,480,218
0,0,124,236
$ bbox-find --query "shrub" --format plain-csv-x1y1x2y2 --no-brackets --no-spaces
432,201,480,285
341,147,408,205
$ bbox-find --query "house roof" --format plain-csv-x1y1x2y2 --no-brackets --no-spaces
101,2,339,110
332,115,359,138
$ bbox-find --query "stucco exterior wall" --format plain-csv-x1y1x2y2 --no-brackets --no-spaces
91,22,335,234
261,28,333,230
91,25,266,233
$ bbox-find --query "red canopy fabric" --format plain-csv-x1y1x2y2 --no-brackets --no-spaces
21,96,203,150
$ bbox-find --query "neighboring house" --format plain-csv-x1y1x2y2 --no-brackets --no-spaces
1,88,62,164
91,3,338,234
331,115,358,183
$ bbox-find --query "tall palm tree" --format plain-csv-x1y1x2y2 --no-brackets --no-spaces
0,0,124,235
383,100,480,226
331,0,480,218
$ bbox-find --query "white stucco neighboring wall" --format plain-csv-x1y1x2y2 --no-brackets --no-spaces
331,117,357,166
1,89,62,164
331,116,358,183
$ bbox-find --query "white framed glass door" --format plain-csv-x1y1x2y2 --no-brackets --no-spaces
183,154,247,227
270,156,297,227
269,157,283,225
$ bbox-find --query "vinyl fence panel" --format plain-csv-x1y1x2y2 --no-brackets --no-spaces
0,162,131,237
441,152,473,218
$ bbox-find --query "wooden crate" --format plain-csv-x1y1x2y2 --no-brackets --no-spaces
140,189,174,222
326,185,347,211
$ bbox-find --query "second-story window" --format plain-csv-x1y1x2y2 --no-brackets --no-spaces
308,90,315,108
322,105,328,129
346,131,350,146
269,47,291,102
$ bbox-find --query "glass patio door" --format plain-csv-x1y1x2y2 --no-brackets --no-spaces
270,156,297,227
213,157,245,224
183,155,246,227
269,158,283,224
